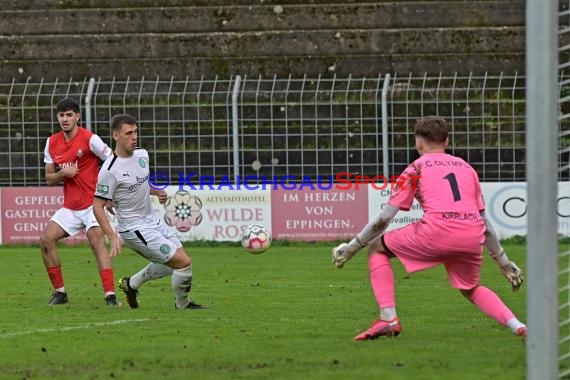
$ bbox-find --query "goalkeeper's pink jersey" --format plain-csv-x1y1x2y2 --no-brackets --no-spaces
388,152,485,244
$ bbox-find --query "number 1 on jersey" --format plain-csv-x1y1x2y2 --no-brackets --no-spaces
443,173,461,202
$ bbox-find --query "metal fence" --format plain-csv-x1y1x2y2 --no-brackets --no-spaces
0,72,559,186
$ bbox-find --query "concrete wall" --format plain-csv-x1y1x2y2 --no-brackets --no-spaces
0,0,524,80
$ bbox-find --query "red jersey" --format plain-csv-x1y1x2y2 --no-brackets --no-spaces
44,127,111,210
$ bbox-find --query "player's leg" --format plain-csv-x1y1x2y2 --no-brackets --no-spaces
164,247,203,309
120,262,173,308
160,223,204,309
354,234,401,340
40,209,75,305
118,224,204,309
355,222,445,340
460,285,526,336
446,255,527,336
117,229,173,308
128,263,173,287
84,208,120,306
86,226,120,306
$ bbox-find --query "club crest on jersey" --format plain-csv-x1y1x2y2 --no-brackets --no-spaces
138,158,147,168
76,149,83,158
159,244,171,255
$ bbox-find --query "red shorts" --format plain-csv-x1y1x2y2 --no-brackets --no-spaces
382,220,484,290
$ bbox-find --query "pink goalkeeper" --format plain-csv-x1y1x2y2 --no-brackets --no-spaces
331,116,526,341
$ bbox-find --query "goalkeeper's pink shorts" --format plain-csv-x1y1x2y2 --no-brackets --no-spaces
382,219,484,290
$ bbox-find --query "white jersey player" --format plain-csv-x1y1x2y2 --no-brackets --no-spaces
93,114,204,310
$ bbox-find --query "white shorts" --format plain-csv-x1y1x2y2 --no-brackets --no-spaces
50,206,99,236
119,220,182,264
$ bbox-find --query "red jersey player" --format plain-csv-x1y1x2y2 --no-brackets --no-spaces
40,97,120,306
332,116,526,340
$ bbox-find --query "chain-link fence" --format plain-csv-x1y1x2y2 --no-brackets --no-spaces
0,73,546,186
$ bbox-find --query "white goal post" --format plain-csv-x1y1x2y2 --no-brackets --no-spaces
526,0,559,379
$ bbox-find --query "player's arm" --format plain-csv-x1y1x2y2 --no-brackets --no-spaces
43,139,77,185
332,204,399,268
149,188,168,204
93,196,122,257
94,170,122,256
482,211,524,291
90,134,113,161
331,165,417,269
43,139,60,186
44,163,65,186
144,149,168,204
45,164,79,186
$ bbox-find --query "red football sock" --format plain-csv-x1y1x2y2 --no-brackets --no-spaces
47,266,64,289
100,268,115,293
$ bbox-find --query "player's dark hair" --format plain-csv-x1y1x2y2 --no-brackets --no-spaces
56,97,80,114
414,116,448,144
111,114,137,132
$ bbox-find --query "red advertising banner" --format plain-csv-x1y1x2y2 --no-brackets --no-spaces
271,187,368,241
0,187,87,244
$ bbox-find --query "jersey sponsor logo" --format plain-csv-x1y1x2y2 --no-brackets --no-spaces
60,161,78,168
128,175,149,191
159,244,171,255
138,158,147,168
97,184,110,195
441,212,480,221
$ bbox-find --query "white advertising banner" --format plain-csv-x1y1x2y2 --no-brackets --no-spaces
482,182,570,238
152,187,272,242
367,187,424,232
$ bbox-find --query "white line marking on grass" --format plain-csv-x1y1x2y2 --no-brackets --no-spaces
0,318,151,339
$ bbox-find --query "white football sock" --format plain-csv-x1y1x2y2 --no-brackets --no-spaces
130,263,173,289
381,307,397,321
506,317,526,334
172,265,193,309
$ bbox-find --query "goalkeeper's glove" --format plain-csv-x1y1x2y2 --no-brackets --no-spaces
490,248,524,292
331,237,365,268
499,260,524,292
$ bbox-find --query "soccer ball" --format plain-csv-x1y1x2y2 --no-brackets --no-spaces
241,224,272,254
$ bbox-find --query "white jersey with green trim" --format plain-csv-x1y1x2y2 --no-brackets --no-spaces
94,148,158,231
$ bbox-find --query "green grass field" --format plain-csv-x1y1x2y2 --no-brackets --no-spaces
0,243,527,380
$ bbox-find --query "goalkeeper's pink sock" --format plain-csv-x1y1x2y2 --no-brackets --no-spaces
467,285,515,325
368,252,396,317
